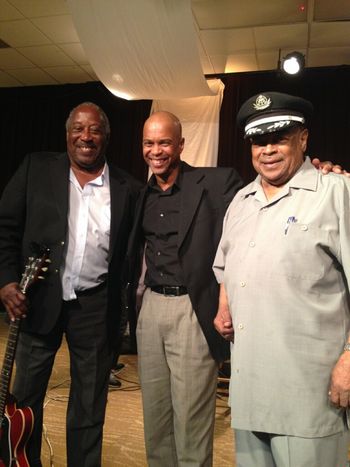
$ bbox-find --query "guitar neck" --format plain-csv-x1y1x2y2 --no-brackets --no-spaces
0,318,21,421
0,246,49,423
0,264,33,421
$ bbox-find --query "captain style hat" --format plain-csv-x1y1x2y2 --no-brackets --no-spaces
237,91,313,138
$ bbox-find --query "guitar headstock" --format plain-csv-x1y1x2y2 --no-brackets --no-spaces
20,243,51,295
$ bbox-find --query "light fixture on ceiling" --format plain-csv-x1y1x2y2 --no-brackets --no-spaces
280,51,305,75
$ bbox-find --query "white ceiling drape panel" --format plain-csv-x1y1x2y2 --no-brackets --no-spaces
67,0,213,100
151,79,224,167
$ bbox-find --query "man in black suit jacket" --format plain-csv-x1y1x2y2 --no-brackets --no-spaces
0,102,141,466
129,111,243,467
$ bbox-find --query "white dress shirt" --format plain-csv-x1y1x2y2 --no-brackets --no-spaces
61,164,111,300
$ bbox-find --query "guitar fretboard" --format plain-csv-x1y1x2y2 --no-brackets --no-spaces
0,318,21,421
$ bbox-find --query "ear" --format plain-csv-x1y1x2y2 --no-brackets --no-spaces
300,128,309,152
179,137,185,153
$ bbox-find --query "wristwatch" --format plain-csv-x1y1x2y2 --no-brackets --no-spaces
344,343,350,352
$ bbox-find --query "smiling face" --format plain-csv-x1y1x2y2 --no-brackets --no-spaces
250,125,308,194
142,112,184,188
66,104,109,172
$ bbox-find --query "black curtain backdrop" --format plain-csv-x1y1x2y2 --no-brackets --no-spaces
0,81,152,193
0,66,349,192
218,65,350,183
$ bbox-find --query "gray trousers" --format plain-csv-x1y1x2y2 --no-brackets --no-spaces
137,288,218,467
235,429,350,467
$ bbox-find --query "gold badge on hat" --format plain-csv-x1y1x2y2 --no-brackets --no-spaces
253,95,271,111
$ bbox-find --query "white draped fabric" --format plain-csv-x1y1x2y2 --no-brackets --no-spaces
67,0,213,100
151,79,224,167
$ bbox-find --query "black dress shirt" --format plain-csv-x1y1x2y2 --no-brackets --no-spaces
142,172,185,287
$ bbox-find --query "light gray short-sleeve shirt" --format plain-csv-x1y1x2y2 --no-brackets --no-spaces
213,157,350,438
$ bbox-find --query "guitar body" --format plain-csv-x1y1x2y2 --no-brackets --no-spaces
0,395,34,467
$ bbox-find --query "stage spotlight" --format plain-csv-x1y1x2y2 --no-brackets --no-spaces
281,52,305,75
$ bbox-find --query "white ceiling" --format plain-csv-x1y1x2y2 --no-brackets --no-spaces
0,0,349,88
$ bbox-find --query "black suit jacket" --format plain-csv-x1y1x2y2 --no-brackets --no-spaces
128,161,243,362
0,152,141,344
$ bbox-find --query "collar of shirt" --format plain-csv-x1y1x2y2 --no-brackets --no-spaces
147,164,183,194
242,156,319,201
69,162,109,190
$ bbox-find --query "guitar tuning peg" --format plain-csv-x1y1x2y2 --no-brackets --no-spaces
45,259,52,263
37,276,45,280
41,267,48,272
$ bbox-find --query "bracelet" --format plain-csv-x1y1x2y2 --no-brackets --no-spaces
344,343,350,351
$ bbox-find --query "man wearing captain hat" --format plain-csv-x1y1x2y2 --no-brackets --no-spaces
213,91,350,467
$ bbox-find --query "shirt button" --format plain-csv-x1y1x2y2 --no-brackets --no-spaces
160,213,164,217
249,241,255,247
157,251,161,256
160,272,164,277
301,225,308,231
61,241,65,245
240,281,246,287
262,207,268,212
238,323,244,330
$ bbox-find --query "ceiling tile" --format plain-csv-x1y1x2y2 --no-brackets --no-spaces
31,15,80,43
43,65,94,83
0,19,51,47
313,0,350,21
192,0,307,29
308,46,350,66
200,28,255,54
8,67,58,85
8,0,69,17
257,50,281,71
225,53,258,73
254,24,308,50
310,22,350,47
17,44,75,67
0,0,24,20
81,64,99,80
204,54,228,74
59,43,89,65
0,47,33,68
0,69,22,86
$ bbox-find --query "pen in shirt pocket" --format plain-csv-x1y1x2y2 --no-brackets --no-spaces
284,216,297,235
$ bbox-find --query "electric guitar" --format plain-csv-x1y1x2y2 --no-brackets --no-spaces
0,245,50,467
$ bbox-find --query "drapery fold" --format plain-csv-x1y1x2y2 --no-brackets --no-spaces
67,0,213,100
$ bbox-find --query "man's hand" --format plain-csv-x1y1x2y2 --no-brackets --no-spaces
311,158,350,177
329,351,350,408
0,282,28,321
214,309,234,341
214,283,234,341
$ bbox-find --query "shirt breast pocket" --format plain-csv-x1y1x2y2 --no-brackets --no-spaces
271,223,329,282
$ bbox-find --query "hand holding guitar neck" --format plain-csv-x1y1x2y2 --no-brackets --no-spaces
0,244,50,467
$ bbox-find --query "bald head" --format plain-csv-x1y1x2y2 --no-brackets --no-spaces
144,111,182,140
142,111,184,188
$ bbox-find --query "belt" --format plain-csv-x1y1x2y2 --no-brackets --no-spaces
150,285,188,297
75,281,107,297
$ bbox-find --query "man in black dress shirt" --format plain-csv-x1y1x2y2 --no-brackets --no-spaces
129,111,243,467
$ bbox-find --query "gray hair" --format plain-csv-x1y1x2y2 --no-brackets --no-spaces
65,102,110,136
